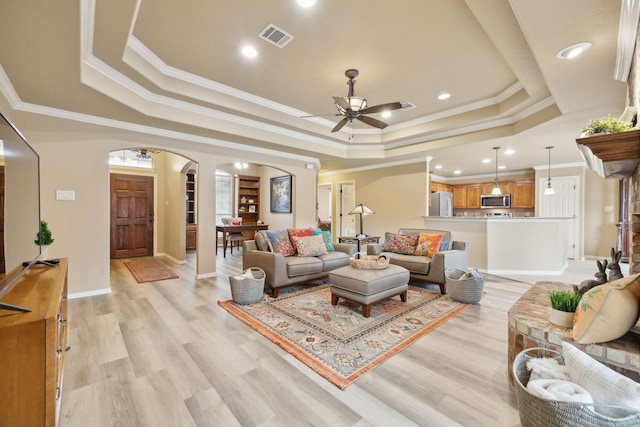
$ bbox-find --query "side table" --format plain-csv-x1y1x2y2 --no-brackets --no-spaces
338,235,380,252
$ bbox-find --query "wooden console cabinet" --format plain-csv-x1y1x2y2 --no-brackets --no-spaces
0,258,69,426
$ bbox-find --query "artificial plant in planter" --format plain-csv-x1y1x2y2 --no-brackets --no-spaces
581,114,635,136
35,220,54,258
548,289,581,328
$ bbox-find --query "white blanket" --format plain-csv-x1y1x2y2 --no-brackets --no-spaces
527,379,594,404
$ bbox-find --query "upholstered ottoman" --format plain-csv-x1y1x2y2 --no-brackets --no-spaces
329,264,410,317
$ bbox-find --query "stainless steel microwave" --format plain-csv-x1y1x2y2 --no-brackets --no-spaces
480,194,511,208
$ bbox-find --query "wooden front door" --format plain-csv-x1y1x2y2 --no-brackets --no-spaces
110,174,154,259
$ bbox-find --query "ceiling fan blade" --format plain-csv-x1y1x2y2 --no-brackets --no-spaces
333,96,351,112
300,113,341,118
357,115,388,129
358,102,403,115
331,117,349,132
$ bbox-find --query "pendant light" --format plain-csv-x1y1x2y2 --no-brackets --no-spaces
491,147,502,195
544,146,555,195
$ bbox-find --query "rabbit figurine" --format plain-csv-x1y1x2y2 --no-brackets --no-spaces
607,248,624,282
573,259,607,295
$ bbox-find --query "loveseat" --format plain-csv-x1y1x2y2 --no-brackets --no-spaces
367,228,468,294
242,229,357,297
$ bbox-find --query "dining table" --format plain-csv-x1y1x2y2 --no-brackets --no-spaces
216,224,268,257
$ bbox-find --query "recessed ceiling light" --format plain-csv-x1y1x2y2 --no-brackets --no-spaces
438,93,451,100
434,165,443,169
241,45,257,58
381,111,392,118
482,158,491,164
498,165,506,170
556,42,591,60
297,0,316,6
504,149,515,155
454,170,462,175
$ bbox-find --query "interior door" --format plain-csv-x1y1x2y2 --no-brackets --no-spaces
110,174,154,259
0,166,4,273
539,176,578,259
338,181,356,237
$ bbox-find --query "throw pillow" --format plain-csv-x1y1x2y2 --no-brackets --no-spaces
562,341,640,417
254,230,272,252
293,234,328,257
287,228,314,255
572,273,640,344
312,229,335,252
414,233,443,257
265,230,295,256
383,232,419,255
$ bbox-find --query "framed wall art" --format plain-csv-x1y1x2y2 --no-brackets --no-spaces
270,175,292,213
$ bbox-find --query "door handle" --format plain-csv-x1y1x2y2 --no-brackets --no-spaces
149,213,155,223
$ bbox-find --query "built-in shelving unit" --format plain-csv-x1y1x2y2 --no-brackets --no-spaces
186,170,196,250
237,175,260,224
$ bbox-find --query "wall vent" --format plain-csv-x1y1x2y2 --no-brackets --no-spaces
401,102,416,111
259,24,294,48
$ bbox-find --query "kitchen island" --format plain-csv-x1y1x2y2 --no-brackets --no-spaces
423,216,574,274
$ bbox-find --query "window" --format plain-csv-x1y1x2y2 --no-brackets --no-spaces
216,171,233,225
109,150,154,169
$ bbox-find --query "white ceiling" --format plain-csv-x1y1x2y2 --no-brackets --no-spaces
0,0,632,179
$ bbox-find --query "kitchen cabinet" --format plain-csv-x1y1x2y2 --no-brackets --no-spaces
481,181,512,195
453,185,467,208
466,184,482,208
511,180,535,208
431,181,452,193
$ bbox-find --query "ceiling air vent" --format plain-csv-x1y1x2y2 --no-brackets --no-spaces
401,102,416,111
259,24,294,48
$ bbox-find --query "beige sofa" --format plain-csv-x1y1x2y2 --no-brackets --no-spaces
366,228,468,294
242,240,357,297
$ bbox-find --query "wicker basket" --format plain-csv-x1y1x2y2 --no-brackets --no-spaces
513,348,640,427
445,268,484,304
349,253,389,270
229,267,265,304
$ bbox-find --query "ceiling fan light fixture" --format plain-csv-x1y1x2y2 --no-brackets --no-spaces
336,96,368,113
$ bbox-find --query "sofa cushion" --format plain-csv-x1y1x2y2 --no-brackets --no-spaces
287,228,314,255
284,256,324,277
381,252,431,275
383,232,419,255
313,229,335,252
398,228,452,251
292,234,328,257
266,230,296,256
573,273,640,344
318,251,350,271
415,233,443,257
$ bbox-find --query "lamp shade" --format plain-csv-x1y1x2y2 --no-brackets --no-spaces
348,204,374,215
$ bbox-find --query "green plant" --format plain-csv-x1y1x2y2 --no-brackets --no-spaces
34,220,54,246
549,290,581,313
581,114,635,136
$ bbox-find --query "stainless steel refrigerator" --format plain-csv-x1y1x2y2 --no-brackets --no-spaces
429,192,453,217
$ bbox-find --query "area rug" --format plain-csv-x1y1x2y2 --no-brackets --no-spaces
218,284,468,389
124,259,178,283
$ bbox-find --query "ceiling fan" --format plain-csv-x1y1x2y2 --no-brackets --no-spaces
308,69,403,133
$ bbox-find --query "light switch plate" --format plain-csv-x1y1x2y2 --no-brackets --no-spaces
56,190,75,201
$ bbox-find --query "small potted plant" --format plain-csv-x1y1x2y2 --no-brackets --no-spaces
549,289,581,328
35,220,54,258
581,114,635,136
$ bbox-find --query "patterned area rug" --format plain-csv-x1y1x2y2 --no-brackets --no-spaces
218,284,468,389
124,259,178,283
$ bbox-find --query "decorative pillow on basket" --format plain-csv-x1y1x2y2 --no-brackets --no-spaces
292,234,328,257
562,341,640,417
265,230,296,256
312,229,335,252
414,233,443,257
573,273,640,344
383,232,419,255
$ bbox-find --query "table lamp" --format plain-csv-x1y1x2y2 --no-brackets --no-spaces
349,204,375,237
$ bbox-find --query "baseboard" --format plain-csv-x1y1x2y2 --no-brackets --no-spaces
69,287,111,299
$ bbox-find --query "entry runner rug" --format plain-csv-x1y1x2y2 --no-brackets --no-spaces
218,284,468,389
124,259,178,283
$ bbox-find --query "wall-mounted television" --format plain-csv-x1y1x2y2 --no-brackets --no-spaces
0,111,41,312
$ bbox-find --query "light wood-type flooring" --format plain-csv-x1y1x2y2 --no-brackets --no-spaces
60,250,600,426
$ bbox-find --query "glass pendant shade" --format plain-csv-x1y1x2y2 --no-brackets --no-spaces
544,146,555,196
492,147,501,195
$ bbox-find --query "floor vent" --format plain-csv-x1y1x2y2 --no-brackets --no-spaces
259,24,294,48
401,102,416,111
